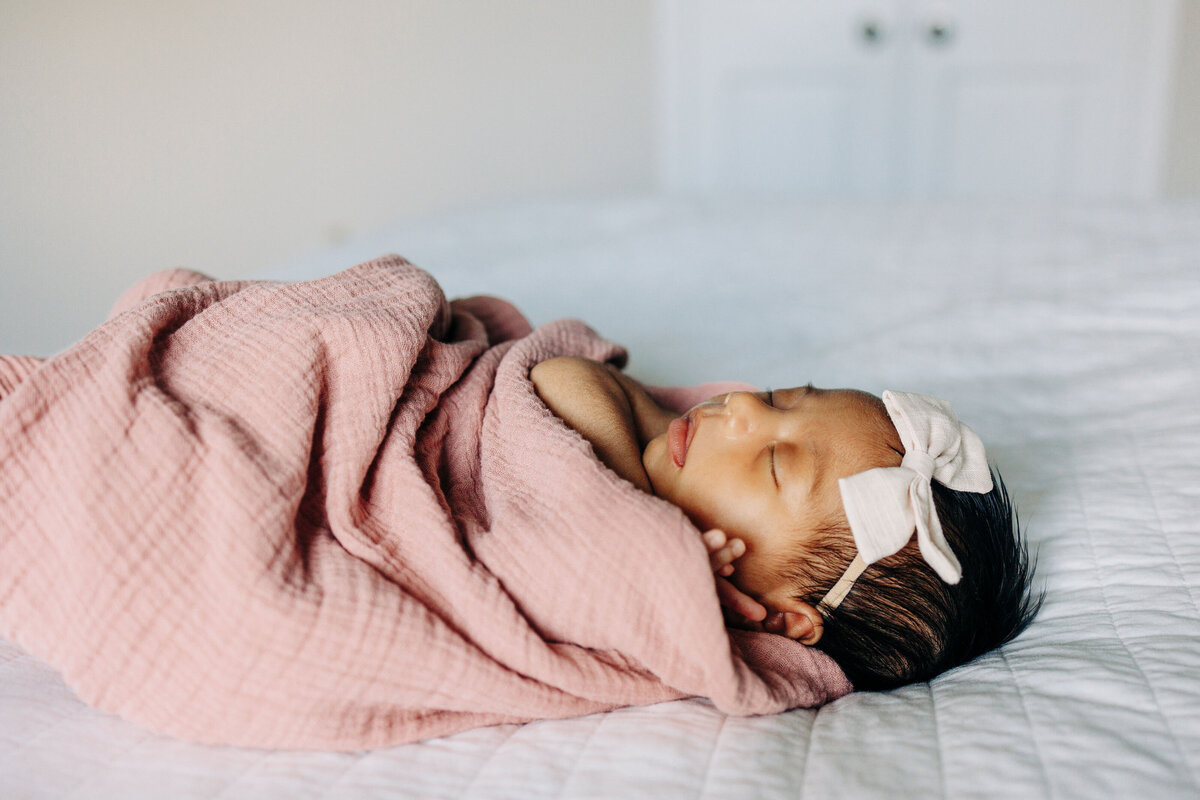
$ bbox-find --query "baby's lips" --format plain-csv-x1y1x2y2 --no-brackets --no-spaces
667,416,689,466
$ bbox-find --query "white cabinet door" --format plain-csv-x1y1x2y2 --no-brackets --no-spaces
659,0,1179,199
906,0,1176,198
660,0,906,197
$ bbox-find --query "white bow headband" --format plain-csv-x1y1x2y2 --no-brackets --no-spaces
818,391,993,614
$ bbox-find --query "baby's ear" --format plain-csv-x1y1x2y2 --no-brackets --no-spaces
769,597,825,645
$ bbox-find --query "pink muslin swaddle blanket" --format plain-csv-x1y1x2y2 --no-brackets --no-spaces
0,257,849,749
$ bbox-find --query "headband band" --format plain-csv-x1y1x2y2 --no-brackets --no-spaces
820,391,993,613
816,554,867,615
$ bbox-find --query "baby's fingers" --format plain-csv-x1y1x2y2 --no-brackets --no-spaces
708,538,745,575
701,529,727,553
715,576,767,622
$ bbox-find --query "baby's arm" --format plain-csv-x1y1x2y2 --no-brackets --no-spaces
530,356,673,493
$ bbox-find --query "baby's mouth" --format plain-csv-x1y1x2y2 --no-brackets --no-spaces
668,416,688,467
672,402,715,465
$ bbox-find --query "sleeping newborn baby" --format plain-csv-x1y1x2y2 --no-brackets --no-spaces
0,260,1036,746
531,356,1039,689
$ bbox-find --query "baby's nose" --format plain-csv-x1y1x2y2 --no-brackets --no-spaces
725,391,763,413
724,392,769,432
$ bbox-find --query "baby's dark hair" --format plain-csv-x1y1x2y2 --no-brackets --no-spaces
782,469,1041,689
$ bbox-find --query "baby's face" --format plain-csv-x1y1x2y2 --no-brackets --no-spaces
643,385,902,606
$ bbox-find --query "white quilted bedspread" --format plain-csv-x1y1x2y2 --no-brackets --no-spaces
3,197,1198,798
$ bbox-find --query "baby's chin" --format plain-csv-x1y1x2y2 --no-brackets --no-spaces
641,435,670,497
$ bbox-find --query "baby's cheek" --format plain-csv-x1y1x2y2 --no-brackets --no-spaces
728,552,778,600
641,442,728,531
664,484,720,531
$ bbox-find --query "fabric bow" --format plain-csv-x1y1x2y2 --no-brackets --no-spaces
837,391,993,584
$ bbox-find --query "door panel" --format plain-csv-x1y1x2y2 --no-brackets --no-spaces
907,0,1150,198
663,0,905,196
660,0,1176,199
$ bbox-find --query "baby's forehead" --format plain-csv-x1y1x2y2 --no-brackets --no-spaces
811,388,902,464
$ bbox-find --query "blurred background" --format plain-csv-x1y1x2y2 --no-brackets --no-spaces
2,0,1196,356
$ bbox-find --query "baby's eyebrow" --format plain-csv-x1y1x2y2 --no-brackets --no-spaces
770,386,805,408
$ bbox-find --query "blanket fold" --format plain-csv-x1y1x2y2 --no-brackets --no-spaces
0,256,849,749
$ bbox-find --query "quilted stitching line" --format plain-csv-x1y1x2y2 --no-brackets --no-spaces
1073,458,1200,795
926,681,947,800
796,707,820,800
695,709,729,800
1127,423,1200,621
457,724,521,800
997,647,1056,800
58,716,156,800
200,742,273,800
315,747,373,799
553,713,608,800
1123,423,1200,787
0,680,146,782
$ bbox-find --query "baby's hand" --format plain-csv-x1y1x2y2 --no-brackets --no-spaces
702,528,744,577
702,529,768,623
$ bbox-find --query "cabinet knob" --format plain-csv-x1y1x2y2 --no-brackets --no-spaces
926,20,954,46
860,20,884,45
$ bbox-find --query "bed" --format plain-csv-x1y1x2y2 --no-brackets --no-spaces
3,196,1198,798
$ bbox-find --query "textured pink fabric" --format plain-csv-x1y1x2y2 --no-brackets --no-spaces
0,355,40,400
0,256,850,750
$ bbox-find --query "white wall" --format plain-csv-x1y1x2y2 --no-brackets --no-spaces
1166,0,1200,196
2,1,1197,357
0,1,655,356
